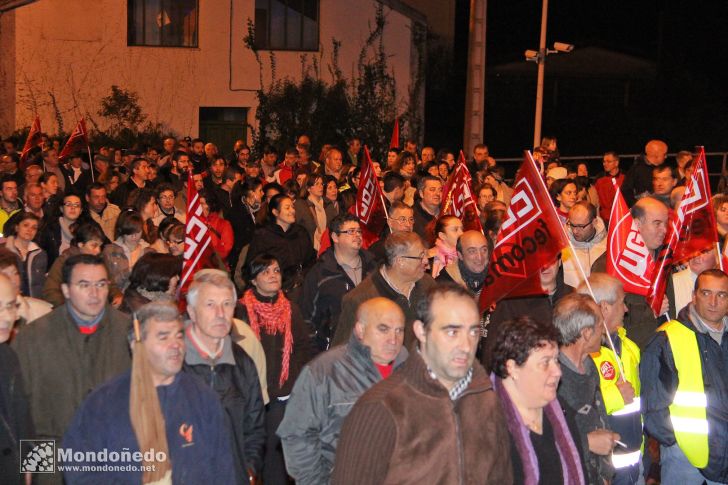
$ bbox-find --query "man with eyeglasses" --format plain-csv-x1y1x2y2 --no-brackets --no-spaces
332,231,436,348
153,183,185,226
12,254,131,461
367,201,415,264
563,201,607,288
301,214,379,351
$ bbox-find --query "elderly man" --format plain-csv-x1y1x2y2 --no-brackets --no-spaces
183,270,266,483
332,284,512,484
622,139,668,206
554,293,620,485
62,300,236,484
367,200,414,264
12,254,130,484
593,196,673,347
278,297,408,484
436,230,489,298
641,269,728,485
321,147,346,181
301,214,378,351
0,273,32,485
412,175,442,237
332,231,436,347
577,273,643,484
563,201,607,288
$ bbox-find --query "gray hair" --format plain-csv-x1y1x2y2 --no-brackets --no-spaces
552,293,600,345
384,232,423,267
186,269,237,308
129,298,180,344
576,272,621,304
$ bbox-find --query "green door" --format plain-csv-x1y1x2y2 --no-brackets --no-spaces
198,107,249,155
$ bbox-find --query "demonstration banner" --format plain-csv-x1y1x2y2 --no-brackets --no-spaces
479,151,569,312
58,118,89,162
646,146,719,316
19,116,42,170
605,181,655,296
440,151,483,233
389,118,400,150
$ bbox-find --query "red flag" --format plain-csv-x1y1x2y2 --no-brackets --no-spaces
389,119,400,150
179,172,217,302
479,151,570,311
646,146,719,316
440,150,483,233
20,117,42,169
317,146,388,256
58,119,89,162
606,181,655,296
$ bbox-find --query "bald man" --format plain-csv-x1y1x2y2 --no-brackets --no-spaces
592,196,674,347
436,230,490,298
622,139,668,206
277,297,408,485
0,273,33,485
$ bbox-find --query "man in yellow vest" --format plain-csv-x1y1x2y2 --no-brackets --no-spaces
579,273,643,484
641,269,728,485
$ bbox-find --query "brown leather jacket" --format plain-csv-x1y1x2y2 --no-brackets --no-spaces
332,352,513,485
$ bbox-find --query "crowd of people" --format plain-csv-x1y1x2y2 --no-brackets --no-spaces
0,133,726,485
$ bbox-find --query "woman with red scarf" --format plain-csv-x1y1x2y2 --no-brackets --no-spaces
237,254,313,485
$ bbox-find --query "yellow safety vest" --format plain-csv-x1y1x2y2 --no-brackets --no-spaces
658,320,709,469
591,327,641,416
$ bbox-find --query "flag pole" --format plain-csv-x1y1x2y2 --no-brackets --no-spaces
719,242,725,272
87,145,95,183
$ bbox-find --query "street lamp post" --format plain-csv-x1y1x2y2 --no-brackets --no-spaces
525,0,573,149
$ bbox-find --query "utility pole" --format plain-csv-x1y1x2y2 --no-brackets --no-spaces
533,0,549,149
463,0,487,158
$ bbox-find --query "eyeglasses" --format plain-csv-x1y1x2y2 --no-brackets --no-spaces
71,280,109,291
566,220,594,229
338,228,363,236
389,217,415,224
399,251,427,261
63,202,81,208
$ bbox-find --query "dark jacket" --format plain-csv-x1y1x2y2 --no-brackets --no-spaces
245,222,316,294
183,334,266,477
620,156,655,207
11,304,131,441
640,306,728,483
592,253,675,348
300,247,378,350
61,166,93,198
294,197,338,247
331,352,513,485
332,268,437,348
277,333,409,485
110,178,144,208
235,292,314,399
225,200,257,275
412,201,436,240
4,237,47,298
62,371,236,485
0,344,33,485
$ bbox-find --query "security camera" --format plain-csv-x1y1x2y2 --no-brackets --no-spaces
553,42,574,53
524,50,539,61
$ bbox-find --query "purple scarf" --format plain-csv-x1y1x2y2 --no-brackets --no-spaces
493,376,584,485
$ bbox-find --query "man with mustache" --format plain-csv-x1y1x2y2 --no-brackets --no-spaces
183,271,266,484
62,300,236,484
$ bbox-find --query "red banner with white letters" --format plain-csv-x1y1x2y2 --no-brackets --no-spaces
58,118,89,162
20,117,42,169
179,172,216,302
354,145,388,248
606,182,655,296
441,151,483,233
479,152,569,311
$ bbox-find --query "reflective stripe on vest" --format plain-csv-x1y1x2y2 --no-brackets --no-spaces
611,397,641,416
611,450,641,469
658,320,709,469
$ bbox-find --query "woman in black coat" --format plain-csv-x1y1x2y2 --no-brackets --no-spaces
245,194,315,299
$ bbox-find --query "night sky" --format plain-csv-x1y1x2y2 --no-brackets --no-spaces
429,1,728,160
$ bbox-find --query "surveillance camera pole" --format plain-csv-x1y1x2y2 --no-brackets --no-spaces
533,0,549,149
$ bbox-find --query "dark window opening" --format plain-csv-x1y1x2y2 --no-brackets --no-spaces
254,0,319,51
128,0,198,47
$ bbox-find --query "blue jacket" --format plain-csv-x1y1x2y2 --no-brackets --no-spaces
640,305,728,483
62,370,236,484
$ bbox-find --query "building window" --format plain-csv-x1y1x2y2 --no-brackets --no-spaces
128,0,199,47
255,0,319,51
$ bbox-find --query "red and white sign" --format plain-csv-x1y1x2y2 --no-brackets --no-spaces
600,360,616,380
